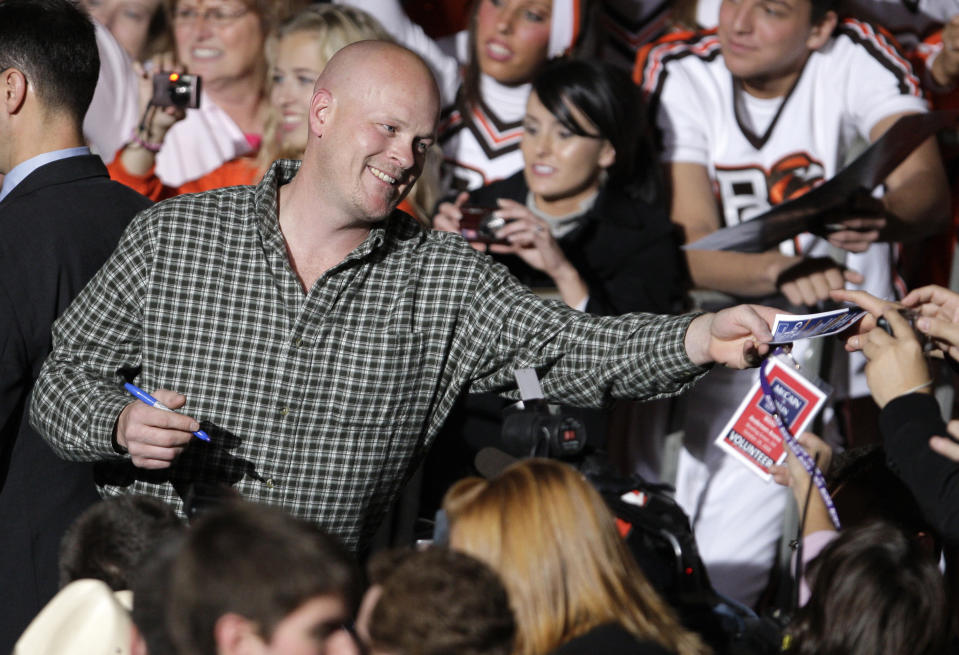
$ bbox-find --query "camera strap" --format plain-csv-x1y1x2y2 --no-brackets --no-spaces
758,348,841,530
514,368,544,402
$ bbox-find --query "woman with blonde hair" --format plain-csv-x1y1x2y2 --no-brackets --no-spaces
443,458,709,655
255,4,391,170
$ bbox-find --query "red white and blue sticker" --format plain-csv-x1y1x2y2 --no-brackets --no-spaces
715,356,827,480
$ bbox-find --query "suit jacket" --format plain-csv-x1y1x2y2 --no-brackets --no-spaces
0,154,151,651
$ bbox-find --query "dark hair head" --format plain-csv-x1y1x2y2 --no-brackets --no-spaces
0,0,99,125
530,57,662,203
131,530,188,655
167,501,359,655
58,494,184,590
787,520,950,655
368,547,516,655
827,445,940,553
809,0,840,24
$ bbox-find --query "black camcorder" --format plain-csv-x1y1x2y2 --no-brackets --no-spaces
151,72,201,109
500,399,587,459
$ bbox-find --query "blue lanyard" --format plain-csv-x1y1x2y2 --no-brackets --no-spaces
758,350,841,530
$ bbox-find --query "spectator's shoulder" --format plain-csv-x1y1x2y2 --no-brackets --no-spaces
388,210,492,273
831,17,922,95
144,183,257,232
634,27,722,98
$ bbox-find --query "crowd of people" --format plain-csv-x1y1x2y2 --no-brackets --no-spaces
3,0,959,653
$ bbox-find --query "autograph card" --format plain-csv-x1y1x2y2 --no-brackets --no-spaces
770,307,866,344
715,357,828,481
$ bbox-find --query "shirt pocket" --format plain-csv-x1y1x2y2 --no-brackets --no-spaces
325,329,426,435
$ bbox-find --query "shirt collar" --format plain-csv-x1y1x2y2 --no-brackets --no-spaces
256,159,390,264
0,146,90,203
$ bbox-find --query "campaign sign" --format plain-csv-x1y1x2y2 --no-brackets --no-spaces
715,357,828,481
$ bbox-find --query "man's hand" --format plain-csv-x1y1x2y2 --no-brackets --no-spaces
823,216,886,253
861,309,932,408
930,420,959,462
115,389,200,469
684,304,777,368
776,257,864,306
815,190,887,253
932,16,959,89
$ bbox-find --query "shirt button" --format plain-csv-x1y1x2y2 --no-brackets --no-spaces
266,478,275,488
293,336,303,347
280,406,290,417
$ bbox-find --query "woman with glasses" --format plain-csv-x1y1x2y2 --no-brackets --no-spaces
111,0,308,190
109,3,391,201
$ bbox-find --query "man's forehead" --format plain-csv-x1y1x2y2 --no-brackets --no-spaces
339,68,439,123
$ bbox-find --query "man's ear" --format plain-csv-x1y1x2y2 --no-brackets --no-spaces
806,10,839,51
213,613,263,655
1,68,28,115
308,88,334,139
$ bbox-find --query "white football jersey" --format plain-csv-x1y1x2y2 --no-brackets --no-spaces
640,19,927,393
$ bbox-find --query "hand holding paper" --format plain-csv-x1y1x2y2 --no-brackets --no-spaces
684,304,776,368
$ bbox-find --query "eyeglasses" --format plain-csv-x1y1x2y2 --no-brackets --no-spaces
173,4,250,26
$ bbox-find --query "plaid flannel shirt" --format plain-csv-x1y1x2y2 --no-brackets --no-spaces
31,160,706,550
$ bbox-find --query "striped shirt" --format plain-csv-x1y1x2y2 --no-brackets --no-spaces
31,159,705,550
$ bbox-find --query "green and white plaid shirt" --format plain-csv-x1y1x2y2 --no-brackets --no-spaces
31,160,706,550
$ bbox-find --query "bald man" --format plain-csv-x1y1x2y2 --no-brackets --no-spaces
32,41,777,551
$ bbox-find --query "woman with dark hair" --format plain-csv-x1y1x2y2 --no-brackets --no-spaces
423,59,685,505
436,56,684,319
785,520,951,655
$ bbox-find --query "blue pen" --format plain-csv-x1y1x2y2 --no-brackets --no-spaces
124,382,211,442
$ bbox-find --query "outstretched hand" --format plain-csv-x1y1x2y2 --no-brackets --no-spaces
770,432,836,536
815,189,887,253
684,304,777,368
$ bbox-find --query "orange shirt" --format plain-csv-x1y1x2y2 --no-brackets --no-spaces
110,153,424,223
108,153,261,202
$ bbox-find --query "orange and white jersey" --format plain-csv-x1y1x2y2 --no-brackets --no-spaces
638,19,927,394
598,0,674,71
639,20,925,231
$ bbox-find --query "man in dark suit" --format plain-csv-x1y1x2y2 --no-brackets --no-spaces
0,1,151,648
